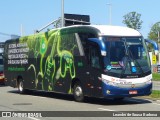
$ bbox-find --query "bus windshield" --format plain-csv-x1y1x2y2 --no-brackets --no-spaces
103,37,151,78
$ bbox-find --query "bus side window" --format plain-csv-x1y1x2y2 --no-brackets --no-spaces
60,33,80,56
89,43,101,69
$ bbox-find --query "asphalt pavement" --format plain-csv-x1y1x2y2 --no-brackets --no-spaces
0,85,160,120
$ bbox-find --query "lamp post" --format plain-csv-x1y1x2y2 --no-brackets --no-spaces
158,31,160,43
107,3,112,25
157,22,160,64
61,0,64,27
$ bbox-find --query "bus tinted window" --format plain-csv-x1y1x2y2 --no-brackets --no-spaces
103,37,150,76
60,33,80,56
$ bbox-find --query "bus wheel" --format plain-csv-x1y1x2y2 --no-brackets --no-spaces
18,80,25,94
73,83,84,102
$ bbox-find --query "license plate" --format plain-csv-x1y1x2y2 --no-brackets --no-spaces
129,90,137,95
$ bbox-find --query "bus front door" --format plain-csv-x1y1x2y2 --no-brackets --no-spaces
87,42,103,97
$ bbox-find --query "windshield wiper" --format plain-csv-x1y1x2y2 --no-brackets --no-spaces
119,38,130,78
128,48,145,75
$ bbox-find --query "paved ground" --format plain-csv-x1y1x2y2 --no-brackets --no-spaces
0,86,160,120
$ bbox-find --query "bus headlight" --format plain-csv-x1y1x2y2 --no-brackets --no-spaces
106,90,111,94
145,80,152,84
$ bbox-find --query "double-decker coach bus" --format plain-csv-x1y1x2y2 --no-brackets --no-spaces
4,25,152,102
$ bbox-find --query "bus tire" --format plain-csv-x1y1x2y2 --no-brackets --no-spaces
73,83,84,102
18,79,25,94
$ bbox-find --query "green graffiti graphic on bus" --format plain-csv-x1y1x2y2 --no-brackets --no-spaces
20,30,76,93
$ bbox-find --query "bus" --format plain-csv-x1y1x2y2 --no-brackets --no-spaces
4,25,152,102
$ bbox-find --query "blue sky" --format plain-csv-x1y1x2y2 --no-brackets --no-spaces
0,0,160,42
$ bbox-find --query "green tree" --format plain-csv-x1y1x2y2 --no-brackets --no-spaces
123,11,143,31
148,22,160,42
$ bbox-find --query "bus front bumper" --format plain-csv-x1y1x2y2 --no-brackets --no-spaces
102,83,152,98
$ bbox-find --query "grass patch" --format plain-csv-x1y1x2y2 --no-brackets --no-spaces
152,73,160,81
150,90,160,98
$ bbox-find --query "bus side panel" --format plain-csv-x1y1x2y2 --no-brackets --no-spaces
4,27,100,96
73,57,103,98
4,29,78,94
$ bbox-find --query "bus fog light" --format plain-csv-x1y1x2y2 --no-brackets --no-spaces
106,90,111,94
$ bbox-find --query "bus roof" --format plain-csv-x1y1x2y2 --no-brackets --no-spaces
7,25,142,41
61,25,142,37
91,25,142,37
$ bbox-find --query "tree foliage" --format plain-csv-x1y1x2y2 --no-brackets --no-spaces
148,22,160,42
123,11,143,31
